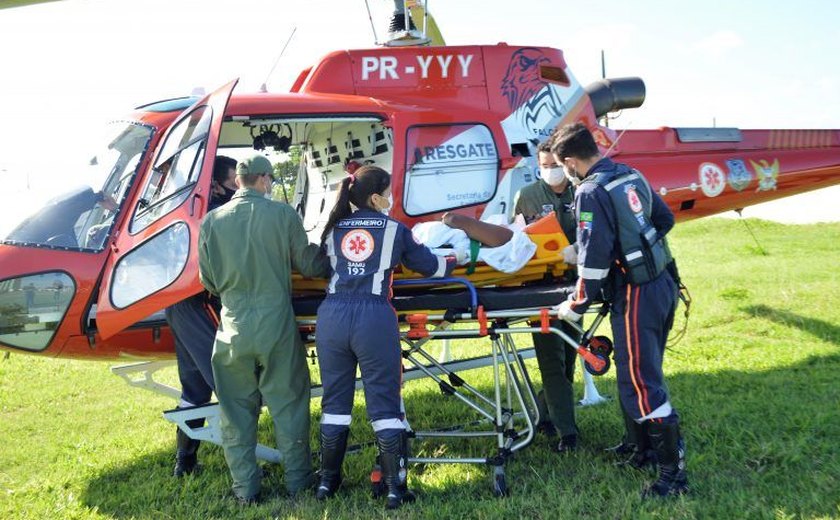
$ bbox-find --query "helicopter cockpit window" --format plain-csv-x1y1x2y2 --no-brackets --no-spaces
403,124,498,216
0,122,153,252
130,106,212,233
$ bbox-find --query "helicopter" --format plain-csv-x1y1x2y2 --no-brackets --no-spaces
0,1,838,484
0,0,838,362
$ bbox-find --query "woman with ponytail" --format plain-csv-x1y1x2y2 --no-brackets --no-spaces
314,165,455,509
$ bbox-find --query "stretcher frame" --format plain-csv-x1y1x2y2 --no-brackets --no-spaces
376,278,609,495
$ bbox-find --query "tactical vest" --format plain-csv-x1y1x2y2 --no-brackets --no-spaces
588,167,671,285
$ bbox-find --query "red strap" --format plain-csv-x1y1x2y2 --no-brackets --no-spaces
477,306,488,336
539,308,550,334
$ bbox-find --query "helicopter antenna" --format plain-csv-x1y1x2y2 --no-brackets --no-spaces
260,26,297,93
600,49,606,80
600,49,609,128
364,0,380,45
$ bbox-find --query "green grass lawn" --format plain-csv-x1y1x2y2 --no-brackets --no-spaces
1,218,839,519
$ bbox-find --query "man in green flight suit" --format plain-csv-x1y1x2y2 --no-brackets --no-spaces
513,140,581,452
198,155,330,504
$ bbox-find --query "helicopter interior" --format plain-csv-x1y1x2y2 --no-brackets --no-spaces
218,116,393,241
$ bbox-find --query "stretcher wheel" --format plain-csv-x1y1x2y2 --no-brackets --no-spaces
491,466,508,497
585,352,611,376
589,336,613,357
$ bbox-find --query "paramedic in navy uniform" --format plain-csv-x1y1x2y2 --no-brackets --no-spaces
165,155,238,478
314,165,456,509
551,122,688,498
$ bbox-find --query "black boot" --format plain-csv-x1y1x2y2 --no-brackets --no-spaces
376,432,412,510
642,421,688,498
609,408,656,471
556,433,578,454
606,403,641,453
316,428,349,500
173,418,203,477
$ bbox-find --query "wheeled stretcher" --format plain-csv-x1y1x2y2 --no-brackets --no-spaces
293,276,613,496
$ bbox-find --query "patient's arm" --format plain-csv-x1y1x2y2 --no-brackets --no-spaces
441,212,513,247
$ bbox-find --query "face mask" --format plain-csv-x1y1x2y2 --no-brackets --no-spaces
379,193,393,215
218,185,237,202
542,167,566,187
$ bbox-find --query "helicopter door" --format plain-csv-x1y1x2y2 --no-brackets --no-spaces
94,80,238,340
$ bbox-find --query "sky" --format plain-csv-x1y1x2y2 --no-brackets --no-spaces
0,0,838,223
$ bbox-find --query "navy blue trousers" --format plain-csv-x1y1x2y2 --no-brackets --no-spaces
610,272,678,424
165,293,219,407
316,296,403,439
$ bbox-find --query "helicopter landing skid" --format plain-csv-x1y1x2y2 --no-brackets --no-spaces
111,360,180,400
110,360,282,463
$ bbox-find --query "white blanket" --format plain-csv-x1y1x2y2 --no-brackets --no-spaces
412,215,536,274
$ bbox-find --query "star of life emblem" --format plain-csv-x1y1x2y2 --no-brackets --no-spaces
699,162,726,197
341,229,374,262
626,186,643,214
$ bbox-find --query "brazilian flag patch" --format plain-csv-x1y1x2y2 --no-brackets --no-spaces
580,211,594,222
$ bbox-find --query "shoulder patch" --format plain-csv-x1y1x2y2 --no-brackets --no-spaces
580,211,594,222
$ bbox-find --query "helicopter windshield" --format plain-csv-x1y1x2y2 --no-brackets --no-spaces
0,122,154,252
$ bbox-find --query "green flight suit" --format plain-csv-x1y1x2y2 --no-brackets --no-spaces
514,179,580,438
198,188,329,498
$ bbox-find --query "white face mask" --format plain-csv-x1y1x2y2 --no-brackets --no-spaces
380,193,393,215
542,167,566,187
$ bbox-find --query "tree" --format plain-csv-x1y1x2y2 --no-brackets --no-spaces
272,146,303,204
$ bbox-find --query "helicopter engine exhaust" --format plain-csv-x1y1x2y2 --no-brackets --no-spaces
585,77,646,118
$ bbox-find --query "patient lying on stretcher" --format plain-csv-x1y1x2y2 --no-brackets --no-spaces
411,211,572,274
292,212,573,291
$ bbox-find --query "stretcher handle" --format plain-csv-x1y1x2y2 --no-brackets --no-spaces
560,302,610,340
393,277,478,312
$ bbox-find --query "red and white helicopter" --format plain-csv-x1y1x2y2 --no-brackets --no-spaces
0,0,838,486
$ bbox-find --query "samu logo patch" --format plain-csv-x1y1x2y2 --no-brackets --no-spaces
626,186,643,214
341,229,374,262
